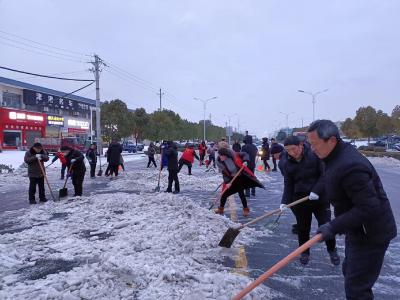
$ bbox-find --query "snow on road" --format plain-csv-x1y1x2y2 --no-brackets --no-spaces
0,162,271,299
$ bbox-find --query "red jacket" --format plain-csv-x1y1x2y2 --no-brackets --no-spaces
199,144,206,155
181,148,199,163
53,151,67,165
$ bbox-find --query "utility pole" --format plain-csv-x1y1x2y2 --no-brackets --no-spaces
280,111,293,136
157,88,164,111
298,89,329,121
90,54,106,156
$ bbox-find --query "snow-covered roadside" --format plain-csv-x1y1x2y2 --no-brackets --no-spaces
367,156,400,168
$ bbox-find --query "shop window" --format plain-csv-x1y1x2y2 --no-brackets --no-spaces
2,92,22,109
3,131,21,147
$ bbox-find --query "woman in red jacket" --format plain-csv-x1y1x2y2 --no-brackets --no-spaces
178,144,199,175
52,150,67,179
198,141,207,165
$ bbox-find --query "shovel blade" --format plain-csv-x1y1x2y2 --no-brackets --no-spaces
154,186,160,192
59,188,68,199
218,227,241,248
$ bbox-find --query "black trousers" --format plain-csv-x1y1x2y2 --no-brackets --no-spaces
178,159,192,174
208,156,216,168
89,163,96,177
200,153,205,164
167,170,180,192
29,177,45,201
263,159,271,170
291,201,336,254
342,237,390,300
245,167,256,196
272,157,277,170
147,156,157,168
61,165,66,179
220,178,248,208
109,164,119,176
72,170,85,196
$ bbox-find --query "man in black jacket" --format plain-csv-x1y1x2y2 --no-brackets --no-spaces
241,135,258,197
24,142,49,204
270,138,284,171
85,143,97,178
261,137,271,171
308,120,397,300
107,139,122,177
61,146,86,197
279,136,339,265
165,141,180,194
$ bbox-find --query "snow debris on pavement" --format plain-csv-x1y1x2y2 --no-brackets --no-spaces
0,165,272,299
367,156,400,168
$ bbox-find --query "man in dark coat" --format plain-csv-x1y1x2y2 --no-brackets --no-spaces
216,147,264,216
107,139,122,177
279,136,339,265
147,142,157,168
241,135,258,197
232,140,241,153
165,141,180,194
308,120,397,300
85,143,97,178
61,146,86,197
270,138,284,171
261,137,271,171
24,142,49,204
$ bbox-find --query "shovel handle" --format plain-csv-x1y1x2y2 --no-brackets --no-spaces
232,234,323,300
37,159,56,201
240,196,309,229
62,165,74,189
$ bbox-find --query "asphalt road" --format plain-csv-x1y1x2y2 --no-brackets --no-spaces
1,156,399,299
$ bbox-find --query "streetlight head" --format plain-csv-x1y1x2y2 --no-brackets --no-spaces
298,90,305,93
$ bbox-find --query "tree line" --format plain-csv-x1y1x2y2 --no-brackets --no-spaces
100,99,240,143
341,105,400,141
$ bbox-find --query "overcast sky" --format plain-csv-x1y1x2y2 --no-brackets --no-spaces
1,0,399,137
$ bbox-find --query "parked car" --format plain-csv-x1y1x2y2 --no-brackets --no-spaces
122,142,137,153
136,143,144,151
372,140,387,147
395,143,400,151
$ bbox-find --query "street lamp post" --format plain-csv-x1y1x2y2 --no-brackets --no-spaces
297,89,329,121
224,113,238,145
279,111,293,136
194,96,218,141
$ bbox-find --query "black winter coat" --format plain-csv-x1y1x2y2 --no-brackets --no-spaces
86,149,97,165
241,143,258,170
24,147,49,178
65,150,86,175
261,142,270,160
270,143,284,156
232,142,241,153
280,144,325,205
107,142,122,165
166,145,179,171
323,141,397,244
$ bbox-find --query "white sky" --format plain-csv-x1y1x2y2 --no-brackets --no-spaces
1,0,399,137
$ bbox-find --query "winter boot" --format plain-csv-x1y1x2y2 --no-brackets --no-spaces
243,207,250,217
172,190,180,194
328,249,340,266
29,199,37,204
299,253,310,265
39,198,48,203
215,207,224,215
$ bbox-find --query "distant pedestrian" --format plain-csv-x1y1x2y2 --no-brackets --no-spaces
107,139,122,177
24,142,49,204
178,144,199,175
232,140,241,153
147,142,157,168
165,141,180,194
52,149,67,179
61,146,86,197
241,135,258,197
119,154,125,171
198,141,207,165
86,143,97,178
261,137,271,171
206,142,217,168
270,138,284,171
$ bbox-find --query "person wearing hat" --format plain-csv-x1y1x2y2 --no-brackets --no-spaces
178,144,199,175
206,142,217,169
241,135,258,197
215,147,264,216
24,142,49,204
261,137,271,172
165,141,180,193
61,146,86,197
279,135,339,266
270,138,284,171
85,143,98,178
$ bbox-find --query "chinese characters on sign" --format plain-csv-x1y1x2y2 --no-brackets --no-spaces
47,115,64,126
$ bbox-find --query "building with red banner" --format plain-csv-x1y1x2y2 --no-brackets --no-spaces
0,76,96,150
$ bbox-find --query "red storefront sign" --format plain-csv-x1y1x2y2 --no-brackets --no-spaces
0,107,46,149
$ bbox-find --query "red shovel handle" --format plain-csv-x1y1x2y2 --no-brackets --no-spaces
232,234,323,300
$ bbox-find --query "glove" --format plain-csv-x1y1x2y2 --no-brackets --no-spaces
243,161,248,167
316,223,335,241
279,204,287,212
36,154,42,160
71,159,77,164
309,192,319,201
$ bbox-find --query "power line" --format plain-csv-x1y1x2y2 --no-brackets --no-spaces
0,65,94,81
0,40,85,63
0,35,85,61
59,81,95,99
104,68,159,94
0,29,89,57
14,70,89,80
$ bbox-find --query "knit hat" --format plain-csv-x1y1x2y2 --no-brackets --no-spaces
284,136,301,146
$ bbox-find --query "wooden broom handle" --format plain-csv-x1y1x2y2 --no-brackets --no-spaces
240,195,309,229
232,234,323,300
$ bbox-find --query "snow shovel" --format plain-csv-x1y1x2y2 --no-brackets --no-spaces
232,234,322,300
208,166,245,210
37,159,56,201
218,195,309,248
59,165,73,199
154,168,162,192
